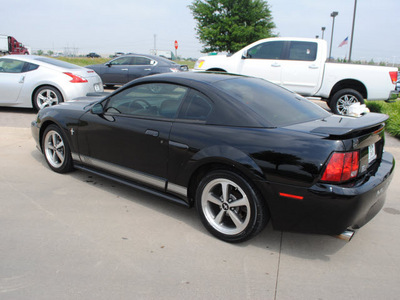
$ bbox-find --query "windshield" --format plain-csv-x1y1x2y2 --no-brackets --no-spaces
34,57,82,69
214,77,330,127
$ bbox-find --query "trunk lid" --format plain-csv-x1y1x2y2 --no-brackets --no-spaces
286,113,389,178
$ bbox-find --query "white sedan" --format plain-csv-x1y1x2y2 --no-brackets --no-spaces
0,55,103,110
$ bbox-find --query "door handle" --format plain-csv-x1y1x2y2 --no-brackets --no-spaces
144,68,151,71
121,68,128,71
145,129,159,137
271,63,281,67
309,65,319,69
19,75,26,83
169,140,189,150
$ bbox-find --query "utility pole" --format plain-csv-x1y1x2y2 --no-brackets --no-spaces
154,34,157,55
348,0,357,62
329,11,338,61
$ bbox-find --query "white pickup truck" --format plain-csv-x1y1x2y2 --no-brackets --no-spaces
194,37,398,115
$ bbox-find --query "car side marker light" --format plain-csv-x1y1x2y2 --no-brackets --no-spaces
279,193,304,200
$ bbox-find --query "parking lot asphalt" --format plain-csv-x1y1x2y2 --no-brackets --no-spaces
1,107,400,300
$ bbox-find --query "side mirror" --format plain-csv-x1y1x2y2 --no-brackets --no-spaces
150,60,156,65
241,50,249,59
91,103,104,115
106,63,111,67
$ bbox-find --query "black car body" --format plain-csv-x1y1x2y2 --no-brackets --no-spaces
86,54,188,87
31,72,395,243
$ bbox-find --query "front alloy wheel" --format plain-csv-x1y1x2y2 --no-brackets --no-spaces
196,170,268,243
42,125,73,173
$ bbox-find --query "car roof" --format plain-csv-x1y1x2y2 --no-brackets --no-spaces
115,53,177,65
132,71,243,85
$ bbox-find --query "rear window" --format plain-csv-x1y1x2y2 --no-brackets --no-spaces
214,77,330,127
33,57,81,69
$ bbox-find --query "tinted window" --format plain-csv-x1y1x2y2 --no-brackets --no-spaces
132,57,152,65
288,42,317,61
110,57,132,65
179,90,212,121
34,57,80,69
0,59,25,73
105,83,188,119
23,63,39,72
247,41,284,59
215,77,330,127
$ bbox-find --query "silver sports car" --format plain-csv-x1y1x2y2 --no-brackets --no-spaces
0,55,103,110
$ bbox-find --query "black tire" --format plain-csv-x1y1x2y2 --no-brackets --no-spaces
330,89,364,115
33,86,63,111
42,125,74,173
195,170,269,243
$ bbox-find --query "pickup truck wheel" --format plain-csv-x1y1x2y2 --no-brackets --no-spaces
330,89,364,115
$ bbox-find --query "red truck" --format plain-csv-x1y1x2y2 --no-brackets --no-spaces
0,34,30,55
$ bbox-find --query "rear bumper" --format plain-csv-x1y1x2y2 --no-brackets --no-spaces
386,90,399,102
262,151,395,235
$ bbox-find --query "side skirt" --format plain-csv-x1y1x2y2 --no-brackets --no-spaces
74,164,191,208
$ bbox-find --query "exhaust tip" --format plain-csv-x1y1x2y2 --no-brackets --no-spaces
334,229,355,242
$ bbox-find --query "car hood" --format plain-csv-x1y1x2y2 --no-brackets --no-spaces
285,113,389,137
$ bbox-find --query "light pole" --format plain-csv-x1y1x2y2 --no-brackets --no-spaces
321,27,326,39
348,0,357,62
329,11,338,61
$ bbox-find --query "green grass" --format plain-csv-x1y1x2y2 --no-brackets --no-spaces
55,57,110,66
366,100,400,138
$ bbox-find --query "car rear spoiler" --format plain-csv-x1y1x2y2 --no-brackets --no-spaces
310,113,389,137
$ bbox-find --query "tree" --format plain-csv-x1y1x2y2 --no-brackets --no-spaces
189,0,276,53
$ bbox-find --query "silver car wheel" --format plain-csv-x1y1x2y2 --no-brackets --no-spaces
336,94,359,115
36,89,60,110
44,130,65,169
201,178,251,235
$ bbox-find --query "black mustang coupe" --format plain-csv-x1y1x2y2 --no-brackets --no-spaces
31,72,395,243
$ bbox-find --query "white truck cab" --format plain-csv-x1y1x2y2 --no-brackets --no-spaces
194,37,398,115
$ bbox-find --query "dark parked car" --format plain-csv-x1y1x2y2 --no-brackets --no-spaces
86,54,188,88
86,52,101,58
31,72,394,243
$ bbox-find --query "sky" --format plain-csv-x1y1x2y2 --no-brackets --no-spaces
1,0,399,63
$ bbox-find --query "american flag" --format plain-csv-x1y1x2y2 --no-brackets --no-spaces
339,37,349,47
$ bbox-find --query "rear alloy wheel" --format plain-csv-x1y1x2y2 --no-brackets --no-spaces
33,86,63,111
42,125,73,173
330,89,364,115
196,170,268,243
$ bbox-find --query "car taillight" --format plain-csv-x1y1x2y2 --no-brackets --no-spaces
389,71,398,84
64,72,88,83
321,151,359,183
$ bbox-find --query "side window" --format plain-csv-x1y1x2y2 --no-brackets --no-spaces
288,42,317,61
105,83,188,119
0,59,25,73
132,56,152,65
179,90,212,121
247,41,284,59
110,57,132,65
22,63,39,72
